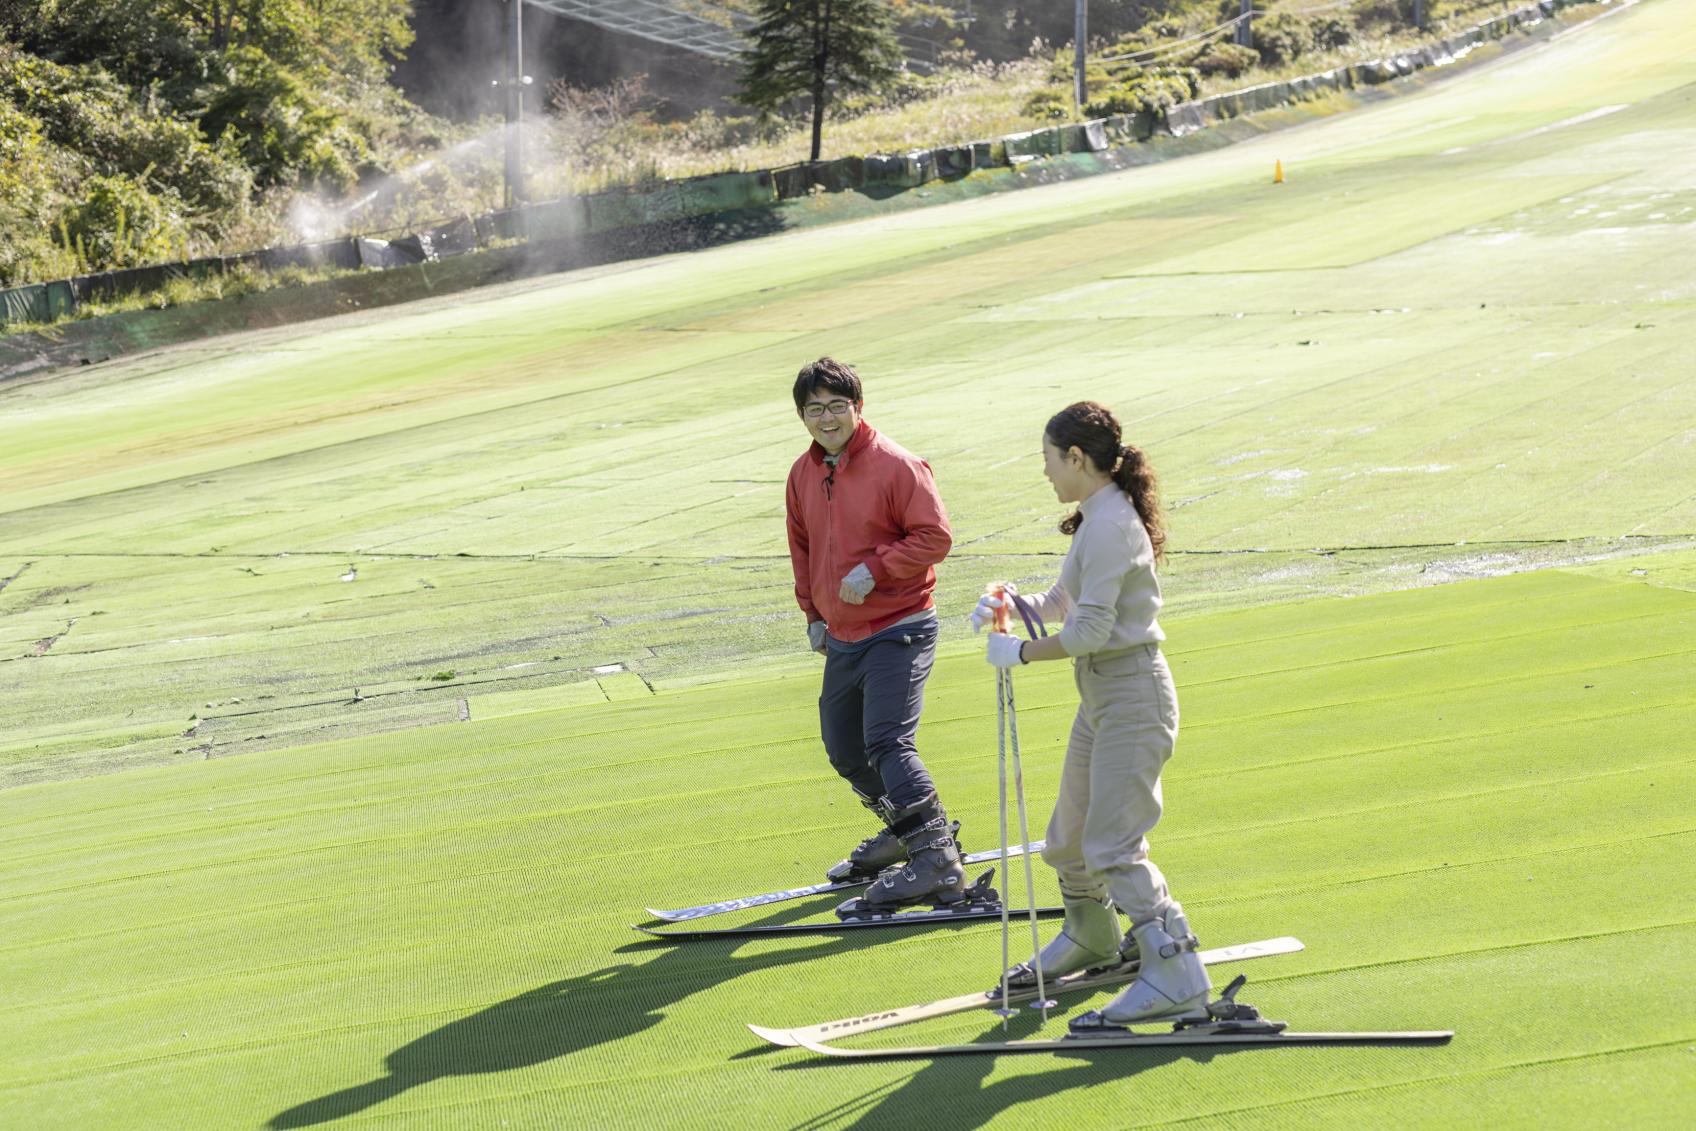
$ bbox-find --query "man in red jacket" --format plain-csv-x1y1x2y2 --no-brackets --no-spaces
785,357,963,910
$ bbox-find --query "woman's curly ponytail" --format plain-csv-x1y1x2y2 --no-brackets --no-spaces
1045,402,1166,562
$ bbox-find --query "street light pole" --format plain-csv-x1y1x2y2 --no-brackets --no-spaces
1074,0,1087,116
505,0,526,208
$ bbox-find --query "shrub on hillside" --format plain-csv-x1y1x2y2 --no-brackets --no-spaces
1194,41,1259,78
0,101,78,284
1021,86,1071,119
199,48,374,192
1311,15,1355,50
1252,14,1315,66
1082,66,1200,119
0,46,251,218
59,172,192,268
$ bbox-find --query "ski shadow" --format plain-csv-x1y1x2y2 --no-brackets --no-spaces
267,897,970,1128
778,1008,1239,1131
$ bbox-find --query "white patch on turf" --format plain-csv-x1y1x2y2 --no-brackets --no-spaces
1366,465,1454,475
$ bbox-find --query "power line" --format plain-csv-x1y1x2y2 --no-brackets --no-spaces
525,0,938,71
524,0,752,59
1093,14,1255,66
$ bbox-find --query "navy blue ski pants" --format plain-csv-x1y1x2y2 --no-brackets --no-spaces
818,621,939,810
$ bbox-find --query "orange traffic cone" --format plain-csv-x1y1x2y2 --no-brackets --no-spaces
1274,160,1285,184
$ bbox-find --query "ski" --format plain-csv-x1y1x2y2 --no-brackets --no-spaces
644,839,1045,923
748,936,1304,1047
786,975,1451,1059
636,902,1064,939
792,1026,1454,1058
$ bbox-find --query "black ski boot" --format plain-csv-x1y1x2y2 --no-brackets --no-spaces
825,792,907,883
847,794,967,911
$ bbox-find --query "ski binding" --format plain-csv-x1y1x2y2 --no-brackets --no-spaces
645,840,1044,923
834,868,1001,922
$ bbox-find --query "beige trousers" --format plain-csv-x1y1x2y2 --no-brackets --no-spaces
1041,642,1179,926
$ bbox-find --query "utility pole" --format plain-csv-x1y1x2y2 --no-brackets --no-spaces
1073,0,1087,116
1236,0,1253,48
502,0,529,208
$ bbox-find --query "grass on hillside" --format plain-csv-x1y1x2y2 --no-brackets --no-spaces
527,0,1610,193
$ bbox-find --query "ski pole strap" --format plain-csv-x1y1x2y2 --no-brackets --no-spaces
1009,592,1046,640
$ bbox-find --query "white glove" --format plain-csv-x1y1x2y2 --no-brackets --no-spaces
839,562,875,605
986,632,1026,669
808,621,828,654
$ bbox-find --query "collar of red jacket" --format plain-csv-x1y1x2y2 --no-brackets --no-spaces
806,420,875,466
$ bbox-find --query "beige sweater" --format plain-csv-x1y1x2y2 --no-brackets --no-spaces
1024,483,1165,656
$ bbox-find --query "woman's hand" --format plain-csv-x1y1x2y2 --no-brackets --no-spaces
985,633,1026,669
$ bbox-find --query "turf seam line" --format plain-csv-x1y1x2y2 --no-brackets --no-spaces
6,699,1690,883
1137,1035,1694,1130
0,325,819,519
1176,644,1696,731
1175,607,1694,689
9,729,1690,900
14,713,1691,894
1194,824,1696,910
1164,755,1696,846
1239,915,1696,986
10,821,1696,1005
12,532,1695,562
13,920,1694,1093
1181,695,1696,783
56,617,1680,811
1,665,1689,861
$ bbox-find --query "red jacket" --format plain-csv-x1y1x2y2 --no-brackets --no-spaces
786,422,952,642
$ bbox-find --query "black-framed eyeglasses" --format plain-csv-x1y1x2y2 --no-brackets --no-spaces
802,399,855,419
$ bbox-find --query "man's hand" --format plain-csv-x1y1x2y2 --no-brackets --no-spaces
839,562,875,605
808,621,828,654
986,633,1025,669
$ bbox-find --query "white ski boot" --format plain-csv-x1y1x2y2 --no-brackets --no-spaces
1000,893,1122,993
1069,904,1210,1030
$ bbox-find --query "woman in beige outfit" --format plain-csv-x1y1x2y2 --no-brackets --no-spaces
977,401,1211,1027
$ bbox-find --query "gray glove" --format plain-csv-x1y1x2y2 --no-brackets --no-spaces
808,620,828,654
839,562,875,605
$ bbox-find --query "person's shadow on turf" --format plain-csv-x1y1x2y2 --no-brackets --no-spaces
269,902,912,1128
779,1005,1231,1131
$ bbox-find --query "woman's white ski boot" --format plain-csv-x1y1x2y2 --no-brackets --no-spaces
1069,904,1210,1030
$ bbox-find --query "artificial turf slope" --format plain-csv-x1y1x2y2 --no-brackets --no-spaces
2,569,1693,1129
3,0,1696,1125
2,0,1694,779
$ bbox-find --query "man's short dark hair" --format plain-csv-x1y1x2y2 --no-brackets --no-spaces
793,357,863,410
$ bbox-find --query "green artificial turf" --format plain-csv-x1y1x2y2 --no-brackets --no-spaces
2,0,1696,1125
2,569,1693,1128
3,1,1694,778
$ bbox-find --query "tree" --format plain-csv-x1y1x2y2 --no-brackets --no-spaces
738,0,904,163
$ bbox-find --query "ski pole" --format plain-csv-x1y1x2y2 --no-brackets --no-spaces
994,668,1015,1025
1003,667,1056,1017
992,589,1014,1026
